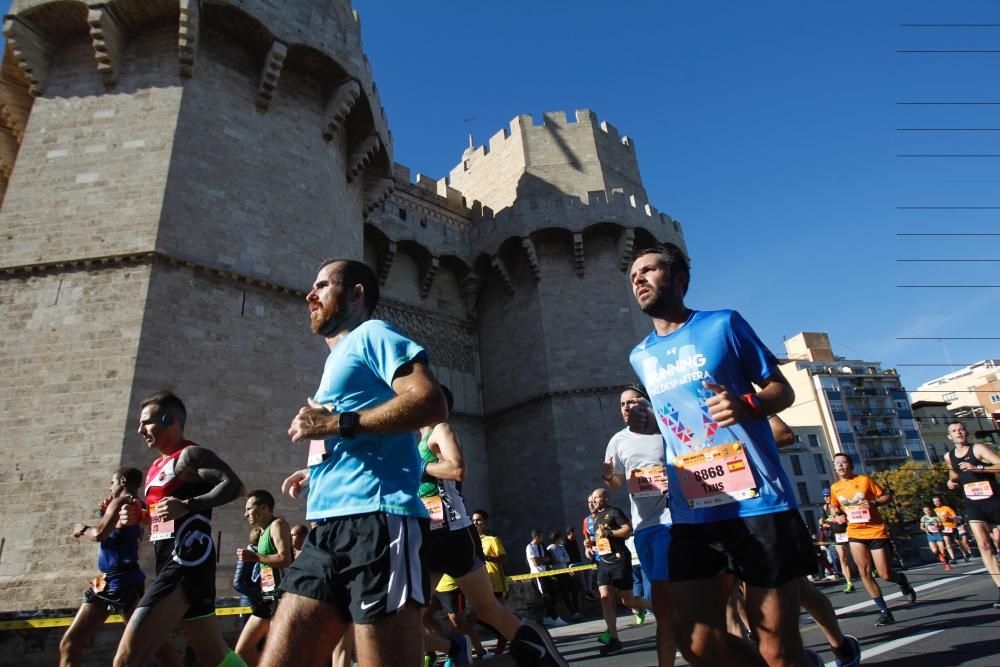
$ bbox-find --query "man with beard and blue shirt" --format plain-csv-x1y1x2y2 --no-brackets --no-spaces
628,244,817,667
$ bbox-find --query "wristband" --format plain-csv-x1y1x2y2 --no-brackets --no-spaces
742,393,761,416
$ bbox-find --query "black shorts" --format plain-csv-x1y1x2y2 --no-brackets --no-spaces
849,537,892,551
251,598,279,620
280,512,429,625
139,513,217,619
669,509,815,587
596,558,632,590
436,589,465,615
83,580,144,615
965,498,1000,525
423,524,484,579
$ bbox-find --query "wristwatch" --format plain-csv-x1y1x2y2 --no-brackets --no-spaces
339,411,360,438
977,464,985,472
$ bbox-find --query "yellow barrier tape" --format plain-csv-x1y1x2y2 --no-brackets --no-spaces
0,607,253,631
507,563,597,582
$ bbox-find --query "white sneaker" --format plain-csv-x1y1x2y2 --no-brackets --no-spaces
543,616,568,628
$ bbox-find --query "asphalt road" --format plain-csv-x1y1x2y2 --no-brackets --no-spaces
542,559,999,666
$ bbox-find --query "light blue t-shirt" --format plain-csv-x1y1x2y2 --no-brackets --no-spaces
630,309,796,524
306,319,429,521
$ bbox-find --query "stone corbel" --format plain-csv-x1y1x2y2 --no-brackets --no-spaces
178,0,200,78
491,255,515,296
521,237,541,281
573,232,585,277
0,126,18,178
616,228,635,272
88,8,126,86
362,177,394,217
347,134,381,182
377,240,396,286
322,79,361,141
255,40,287,110
419,256,439,298
3,17,55,96
459,271,483,319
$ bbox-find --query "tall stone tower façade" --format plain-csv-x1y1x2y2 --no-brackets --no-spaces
0,0,685,613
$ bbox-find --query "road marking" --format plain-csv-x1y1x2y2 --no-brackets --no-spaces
832,567,986,615
824,629,945,667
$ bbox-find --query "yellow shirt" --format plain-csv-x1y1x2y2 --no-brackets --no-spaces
481,534,508,594
830,475,888,540
436,573,458,593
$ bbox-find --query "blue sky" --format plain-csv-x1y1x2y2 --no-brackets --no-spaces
351,0,1000,396
3,1,997,395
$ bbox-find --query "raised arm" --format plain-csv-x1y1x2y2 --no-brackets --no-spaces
74,495,131,542
424,422,466,482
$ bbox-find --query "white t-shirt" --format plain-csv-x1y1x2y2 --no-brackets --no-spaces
605,428,673,533
525,541,548,573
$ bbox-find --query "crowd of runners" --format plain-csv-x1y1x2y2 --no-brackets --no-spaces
60,247,1000,666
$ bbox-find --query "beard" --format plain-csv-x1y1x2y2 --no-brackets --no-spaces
310,295,349,336
637,286,670,315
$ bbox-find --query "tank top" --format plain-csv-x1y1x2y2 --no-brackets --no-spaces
949,446,1000,503
143,443,216,569
97,523,144,589
257,518,284,599
417,428,472,532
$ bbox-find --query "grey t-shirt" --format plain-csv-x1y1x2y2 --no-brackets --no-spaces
605,428,672,533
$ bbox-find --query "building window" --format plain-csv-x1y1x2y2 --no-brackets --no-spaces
791,455,803,476
943,392,958,402
398,207,407,220
808,434,820,448
797,482,811,504
990,393,1000,404
814,454,826,474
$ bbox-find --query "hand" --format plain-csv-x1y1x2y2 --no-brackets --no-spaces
119,498,143,526
947,479,958,490
584,547,594,560
624,398,658,434
703,382,752,427
958,461,976,471
601,459,615,480
289,398,335,442
72,523,87,538
281,469,309,499
154,496,189,521
236,547,259,563
98,495,113,514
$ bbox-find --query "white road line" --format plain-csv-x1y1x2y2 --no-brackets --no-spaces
832,567,986,615
823,629,945,667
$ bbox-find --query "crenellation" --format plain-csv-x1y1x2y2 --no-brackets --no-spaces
178,0,199,78
87,8,126,87
487,127,509,154
255,40,288,110
598,119,620,142
3,16,55,96
542,110,568,126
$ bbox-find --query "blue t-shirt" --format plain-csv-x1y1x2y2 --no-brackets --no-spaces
306,320,429,521
630,309,796,524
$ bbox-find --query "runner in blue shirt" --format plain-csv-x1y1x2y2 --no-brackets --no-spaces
628,244,817,667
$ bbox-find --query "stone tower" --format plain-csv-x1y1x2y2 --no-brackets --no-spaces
0,1,685,615
0,0,392,611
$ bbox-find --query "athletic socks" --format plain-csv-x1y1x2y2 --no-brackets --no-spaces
217,649,248,667
873,595,888,612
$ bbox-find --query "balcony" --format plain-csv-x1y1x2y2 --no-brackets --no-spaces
852,408,898,419
861,447,910,461
855,428,902,439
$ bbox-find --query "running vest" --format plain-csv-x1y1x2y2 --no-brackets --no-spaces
417,428,472,532
143,443,215,568
257,518,283,599
949,446,1000,502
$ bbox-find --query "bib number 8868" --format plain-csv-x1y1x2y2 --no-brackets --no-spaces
693,465,725,482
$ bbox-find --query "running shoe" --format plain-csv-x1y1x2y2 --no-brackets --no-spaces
570,612,583,622
944,561,952,571
634,609,646,625
833,634,861,667
874,610,895,626
993,600,1000,610
597,630,612,645
543,616,568,628
510,618,570,667
424,652,437,667
599,638,624,656
450,636,472,666
901,584,917,604
843,582,854,594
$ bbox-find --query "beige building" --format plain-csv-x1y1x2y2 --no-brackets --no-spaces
915,359,1000,413
778,332,929,472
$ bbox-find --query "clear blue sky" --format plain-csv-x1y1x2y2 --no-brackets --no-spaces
351,0,1000,396
3,1,997,396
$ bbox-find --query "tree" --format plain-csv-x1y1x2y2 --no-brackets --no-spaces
872,461,961,529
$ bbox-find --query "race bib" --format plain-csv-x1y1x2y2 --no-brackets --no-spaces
260,565,276,593
942,526,954,534
627,465,668,498
150,504,175,542
595,536,612,556
835,532,849,544
674,441,757,509
307,439,328,467
926,523,940,533
958,524,967,535
965,480,994,500
846,506,870,524
422,495,445,531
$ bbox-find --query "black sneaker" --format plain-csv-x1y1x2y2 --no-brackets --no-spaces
599,638,624,656
875,610,895,626
901,584,917,604
510,618,569,667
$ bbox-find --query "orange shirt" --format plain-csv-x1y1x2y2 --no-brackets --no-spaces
934,505,957,530
830,475,888,540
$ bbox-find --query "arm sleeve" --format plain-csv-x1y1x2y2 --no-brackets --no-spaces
868,478,885,499
728,311,780,385
361,321,428,387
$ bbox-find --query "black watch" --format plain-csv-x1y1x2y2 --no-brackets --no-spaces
339,411,360,438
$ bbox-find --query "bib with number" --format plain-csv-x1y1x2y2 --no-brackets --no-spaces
307,439,328,467
421,495,445,531
627,465,668,498
595,536,612,556
846,506,870,524
942,526,954,534
150,504,175,542
926,523,940,533
834,532,849,544
674,441,757,509
965,480,994,500
260,565,276,593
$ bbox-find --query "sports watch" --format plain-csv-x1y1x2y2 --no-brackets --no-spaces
339,411,360,438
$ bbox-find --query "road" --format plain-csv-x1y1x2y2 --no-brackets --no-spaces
543,560,999,666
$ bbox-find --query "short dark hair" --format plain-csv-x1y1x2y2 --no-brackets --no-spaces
531,529,542,539
623,384,649,400
317,258,380,316
634,243,691,295
248,489,275,511
440,385,454,413
472,509,488,520
833,452,853,464
549,530,562,543
947,420,965,429
116,466,143,492
139,391,187,427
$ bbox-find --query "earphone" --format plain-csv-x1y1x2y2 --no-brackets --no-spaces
160,414,174,426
